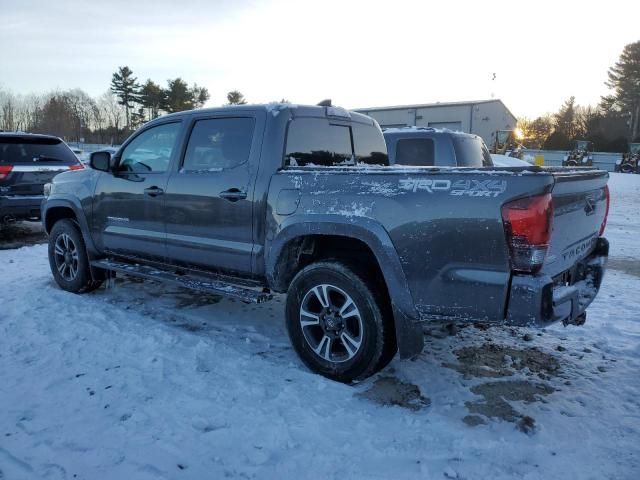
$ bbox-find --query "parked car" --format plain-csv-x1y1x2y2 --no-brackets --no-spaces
383,127,493,167
42,104,610,382
1,132,84,224
69,147,83,157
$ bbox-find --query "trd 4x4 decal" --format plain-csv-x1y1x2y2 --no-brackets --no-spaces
399,178,507,197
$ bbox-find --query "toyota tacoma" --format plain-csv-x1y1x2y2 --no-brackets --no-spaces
41,103,610,382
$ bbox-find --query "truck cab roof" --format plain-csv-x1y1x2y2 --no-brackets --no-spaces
148,103,377,126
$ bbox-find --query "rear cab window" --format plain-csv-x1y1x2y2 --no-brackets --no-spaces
285,118,388,167
0,136,80,167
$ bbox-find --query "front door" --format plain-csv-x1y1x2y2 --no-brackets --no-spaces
92,121,182,261
164,115,261,275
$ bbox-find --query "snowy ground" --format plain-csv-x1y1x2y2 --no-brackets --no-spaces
1,174,639,480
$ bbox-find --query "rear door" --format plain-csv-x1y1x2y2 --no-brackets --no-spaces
92,121,182,262
0,136,82,196
164,112,264,275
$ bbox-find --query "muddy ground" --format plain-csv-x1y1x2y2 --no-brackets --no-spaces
357,321,613,434
0,221,46,250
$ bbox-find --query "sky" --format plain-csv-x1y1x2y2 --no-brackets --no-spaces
1,0,638,119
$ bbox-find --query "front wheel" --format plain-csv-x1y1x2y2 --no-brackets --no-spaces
48,219,102,293
286,261,395,383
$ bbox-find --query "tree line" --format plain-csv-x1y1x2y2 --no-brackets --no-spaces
2,40,638,150
518,40,640,152
0,65,248,144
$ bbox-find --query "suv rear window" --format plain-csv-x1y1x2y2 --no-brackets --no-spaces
285,118,389,167
395,138,435,166
0,136,78,165
452,135,493,167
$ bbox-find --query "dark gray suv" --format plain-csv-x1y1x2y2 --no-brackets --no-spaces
0,133,84,224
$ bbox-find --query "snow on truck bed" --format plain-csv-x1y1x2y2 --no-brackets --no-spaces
1,174,639,480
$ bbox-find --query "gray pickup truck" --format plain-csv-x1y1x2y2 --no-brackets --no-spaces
41,103,610,382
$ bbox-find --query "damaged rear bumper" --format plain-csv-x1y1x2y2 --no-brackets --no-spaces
506,237,609,326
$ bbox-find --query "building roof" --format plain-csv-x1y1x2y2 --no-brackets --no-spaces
354,99,516,121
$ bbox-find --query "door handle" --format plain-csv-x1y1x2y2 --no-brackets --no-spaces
220,188,247,202
144,186,164,197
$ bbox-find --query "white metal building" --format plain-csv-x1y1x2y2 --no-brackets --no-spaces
354,99,517,145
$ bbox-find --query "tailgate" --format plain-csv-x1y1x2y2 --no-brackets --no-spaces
542,169,609,277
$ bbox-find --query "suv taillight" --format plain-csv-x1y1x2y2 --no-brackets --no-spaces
0,165,13,180
501,193,554,274
599,184,610,236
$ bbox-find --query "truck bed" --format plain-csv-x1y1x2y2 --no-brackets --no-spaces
270,165,608,324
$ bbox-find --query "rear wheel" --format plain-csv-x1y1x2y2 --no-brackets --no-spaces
48,219,102,293
286,261,395,382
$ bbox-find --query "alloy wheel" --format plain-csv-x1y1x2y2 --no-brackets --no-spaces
299,283,364,363
54,233,79,281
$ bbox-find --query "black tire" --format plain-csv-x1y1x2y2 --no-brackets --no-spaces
48,219,102,293
286,261,395,383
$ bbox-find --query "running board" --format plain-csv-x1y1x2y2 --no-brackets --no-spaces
90,259,273,304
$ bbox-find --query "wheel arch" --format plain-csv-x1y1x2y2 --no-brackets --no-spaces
266,217,424,359
43,197,97,256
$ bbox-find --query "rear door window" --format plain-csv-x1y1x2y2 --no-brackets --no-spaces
0,137,78,166
285,118,353,167
395,138,435,166
182,117,255,172
352,123,389,165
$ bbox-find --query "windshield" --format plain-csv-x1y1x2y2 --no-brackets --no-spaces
575,141,590,151
0,136,79,165
452,135,493,167
496,131,512,144
629,144,640,154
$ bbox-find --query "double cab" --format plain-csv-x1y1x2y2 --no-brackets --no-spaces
42,104,610,382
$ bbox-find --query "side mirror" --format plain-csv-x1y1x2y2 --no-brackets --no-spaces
90,151,112,172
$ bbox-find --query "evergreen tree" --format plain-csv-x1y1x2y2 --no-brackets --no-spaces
110,66,140,130
602,41,640,140
226,90,247,105
554,96,578,139
191,84,210,108
139,79,164,120
163,78,193,113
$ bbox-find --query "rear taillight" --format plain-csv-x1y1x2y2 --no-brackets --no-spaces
0,165,13,180
69,164,84,171
599,184,610,236
501,193,554,274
